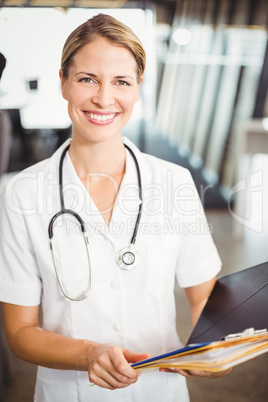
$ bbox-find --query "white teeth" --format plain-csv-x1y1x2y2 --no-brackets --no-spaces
86,112,116,121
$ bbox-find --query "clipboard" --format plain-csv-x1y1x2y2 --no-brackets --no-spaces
187,261,268,344
132,262,268,374
132,328,268,373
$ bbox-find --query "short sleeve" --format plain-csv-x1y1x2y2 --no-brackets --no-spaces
174,170,222,287
0,176,42,306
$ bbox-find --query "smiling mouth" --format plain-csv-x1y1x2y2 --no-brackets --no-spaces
84,112,116,122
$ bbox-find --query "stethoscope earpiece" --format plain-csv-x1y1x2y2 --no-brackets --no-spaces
116,247,139,270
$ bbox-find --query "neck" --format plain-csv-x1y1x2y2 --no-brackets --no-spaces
68,137,126,178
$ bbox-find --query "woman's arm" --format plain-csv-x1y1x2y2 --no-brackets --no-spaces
161,277,231,379
183,277,231,377
2,303,149,390
185,276,217,327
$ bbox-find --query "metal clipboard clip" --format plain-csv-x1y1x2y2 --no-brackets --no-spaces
222,327,268,341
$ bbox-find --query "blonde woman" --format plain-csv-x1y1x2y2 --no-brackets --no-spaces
0,14,227,402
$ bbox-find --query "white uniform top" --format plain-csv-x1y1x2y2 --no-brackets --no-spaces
0,138,221,402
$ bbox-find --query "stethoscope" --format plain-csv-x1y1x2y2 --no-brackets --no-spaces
48,143,142,301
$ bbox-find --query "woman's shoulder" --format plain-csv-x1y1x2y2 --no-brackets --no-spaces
123,137,191,180
142,151,187,171
141,151,193,185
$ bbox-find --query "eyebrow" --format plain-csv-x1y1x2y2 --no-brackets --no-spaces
114,75,135,81
75,72,97,77
75,72,135,81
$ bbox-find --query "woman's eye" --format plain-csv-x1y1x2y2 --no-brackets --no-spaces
116,80,130,86
78,77,95,83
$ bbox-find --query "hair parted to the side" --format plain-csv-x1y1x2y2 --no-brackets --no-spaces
61,13,146,83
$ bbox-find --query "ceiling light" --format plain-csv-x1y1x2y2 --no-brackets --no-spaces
172,28,192,46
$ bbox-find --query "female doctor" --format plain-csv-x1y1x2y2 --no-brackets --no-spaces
0,14,228,402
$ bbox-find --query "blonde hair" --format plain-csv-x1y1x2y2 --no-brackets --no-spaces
61,14,146,83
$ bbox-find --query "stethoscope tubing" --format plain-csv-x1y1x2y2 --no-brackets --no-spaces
48,141,143,300
124,144,143,245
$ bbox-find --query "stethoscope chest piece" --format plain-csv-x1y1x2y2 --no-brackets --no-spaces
116,247,139,270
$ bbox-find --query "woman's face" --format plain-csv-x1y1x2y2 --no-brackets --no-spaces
60,36,142,145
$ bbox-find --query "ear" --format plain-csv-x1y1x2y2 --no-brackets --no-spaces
59,69,68,100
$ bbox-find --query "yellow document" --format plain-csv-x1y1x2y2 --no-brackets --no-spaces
133,328,268,373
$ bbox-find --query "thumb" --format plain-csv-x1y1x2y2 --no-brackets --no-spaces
124,349,151,364
132,353,151,364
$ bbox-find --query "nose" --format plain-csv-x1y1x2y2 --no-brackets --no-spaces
92,84,115,108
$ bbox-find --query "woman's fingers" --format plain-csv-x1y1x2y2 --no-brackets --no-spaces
180,368,232,379
159,367,232,379
89,369,136,390
88,344,142,389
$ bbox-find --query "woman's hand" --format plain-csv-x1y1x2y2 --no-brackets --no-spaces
87,343,150,390
2,303,149,389
159,367,232,379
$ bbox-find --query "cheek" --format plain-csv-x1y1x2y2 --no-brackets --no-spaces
132,89,141,106
121,92,140,111
67,87,89,106
61,84,68,101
